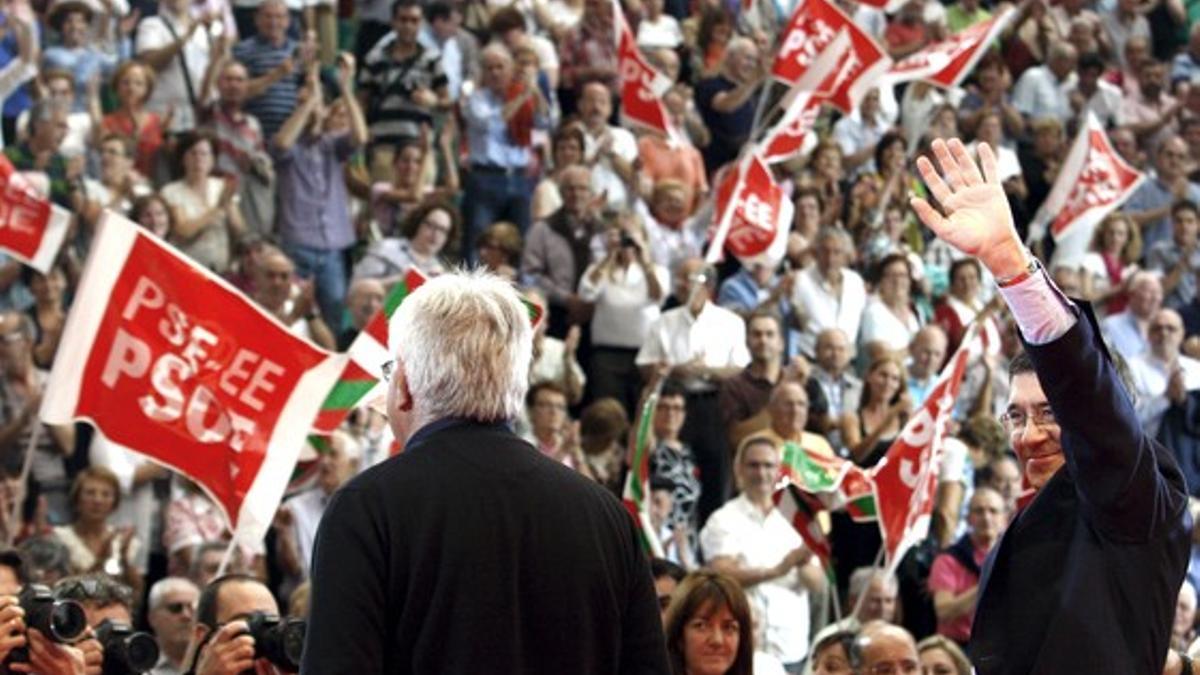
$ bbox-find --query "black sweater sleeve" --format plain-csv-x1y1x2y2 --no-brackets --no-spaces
299,485,390,674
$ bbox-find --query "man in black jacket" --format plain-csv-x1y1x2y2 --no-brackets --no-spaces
911,138,1192,674
300,271,670,674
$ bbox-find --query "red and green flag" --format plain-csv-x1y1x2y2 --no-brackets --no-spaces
780,442,851,493
774,483,835,582
622,391,665,558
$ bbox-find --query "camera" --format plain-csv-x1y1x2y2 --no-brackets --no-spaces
6,584,87,664
619,233,638,250
244,612,306,671
95,619,159,675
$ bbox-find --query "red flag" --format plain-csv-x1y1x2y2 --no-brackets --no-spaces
771,0,891,113
0,155,70,273
40,212,347,546
758,31,851,164
869,329,978,574
1032,111,1144,266
886,8,1015,88
614,5,674,136
708,154,793,266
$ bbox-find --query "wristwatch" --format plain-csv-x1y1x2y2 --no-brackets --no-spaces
995,254,1041,289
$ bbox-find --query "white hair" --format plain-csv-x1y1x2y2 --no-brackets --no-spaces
848,567,897,601
390,269,532,423
330,428,363,465
148,576,199,611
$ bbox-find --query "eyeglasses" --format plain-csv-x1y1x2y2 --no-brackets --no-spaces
657,595,673,610
381,360,395,382
1000,405,1057,433
1150,324,1181,333
867,660,920,675
163,601,196,615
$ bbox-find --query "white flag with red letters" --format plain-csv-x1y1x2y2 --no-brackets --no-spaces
40,211,347,546
1030,111,1144,266
707,153,793,266
770,0,891,113
758,31,852,163
886,8,1015,87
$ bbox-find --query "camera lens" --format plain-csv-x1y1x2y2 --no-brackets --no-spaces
123,632,160,672
48,600,86,643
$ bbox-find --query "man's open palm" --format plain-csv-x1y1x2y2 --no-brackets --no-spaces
911,138,1026,276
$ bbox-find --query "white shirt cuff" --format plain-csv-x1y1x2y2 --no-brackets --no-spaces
996,267,1077,345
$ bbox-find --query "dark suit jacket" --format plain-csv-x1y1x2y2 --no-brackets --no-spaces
300,418,670,674
969,305,1192,674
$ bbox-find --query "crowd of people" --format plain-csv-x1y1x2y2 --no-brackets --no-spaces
0,0,1191,670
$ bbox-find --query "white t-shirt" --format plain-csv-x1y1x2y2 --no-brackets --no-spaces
136,11,223,132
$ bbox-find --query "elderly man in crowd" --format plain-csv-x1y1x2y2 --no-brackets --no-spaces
1101,271,1164,361
339,277,385,349
521,165,601,339
638,258,749,523
147,577,200,675
461,44,544,259
806,328,861,446
929,486,1008,646
701,433,825,672
276,430,362,582
1130,309,1200,437
793,228,868,359
857,622,922,674
1126,137,1200,251
232,0,312,140
907,325,949,405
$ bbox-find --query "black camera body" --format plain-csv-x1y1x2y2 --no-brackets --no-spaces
619,233,639,250
6,584,87,664
95,619,160,675
244,612,305,671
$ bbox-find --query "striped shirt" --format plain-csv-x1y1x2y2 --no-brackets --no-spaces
201,103,265,185
232,35,299,139
358,33,447,147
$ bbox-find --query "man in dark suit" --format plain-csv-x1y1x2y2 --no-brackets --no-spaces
300,272,670,674
911,138,1192,674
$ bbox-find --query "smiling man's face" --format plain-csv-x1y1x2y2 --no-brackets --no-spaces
1006,372,1065,490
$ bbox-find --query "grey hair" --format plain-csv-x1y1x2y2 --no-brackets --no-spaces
148,576,199,611
390,269,533,423
480,42,514,66
330,428,363,465
815,226,853,251
28,99,69,127
848,567,897,601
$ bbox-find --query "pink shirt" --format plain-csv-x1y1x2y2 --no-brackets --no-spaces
928,542,990,643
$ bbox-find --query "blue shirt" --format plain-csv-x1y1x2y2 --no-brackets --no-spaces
462,87,533,169
1125,175,1200,253
272,132,358,251
0,17,31,117
41,44,126,112
233,35,298,139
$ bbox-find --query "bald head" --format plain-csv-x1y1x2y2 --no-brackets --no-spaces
858,622,919,672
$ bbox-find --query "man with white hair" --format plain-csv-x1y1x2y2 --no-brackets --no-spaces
276,429,362,581
302,271,669,673
147,577,200,675
1101,271,1163,361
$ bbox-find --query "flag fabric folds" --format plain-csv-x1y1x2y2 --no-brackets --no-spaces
40,211,346,546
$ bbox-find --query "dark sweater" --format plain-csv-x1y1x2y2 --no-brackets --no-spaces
300,418,671,674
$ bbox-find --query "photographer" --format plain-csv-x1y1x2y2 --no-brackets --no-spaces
54,573,141,675
186,575,297,675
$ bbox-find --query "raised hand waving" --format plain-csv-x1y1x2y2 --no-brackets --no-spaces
910,138,1029,278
